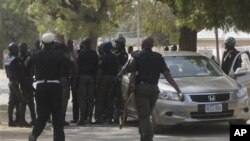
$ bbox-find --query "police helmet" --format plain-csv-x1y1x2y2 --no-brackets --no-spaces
8,42,19,54
101,41,113,53
41,32,55,44
224,37,236,46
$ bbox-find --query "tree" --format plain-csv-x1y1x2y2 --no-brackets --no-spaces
157,0,250,51
0,0,38,68
12,0,133,49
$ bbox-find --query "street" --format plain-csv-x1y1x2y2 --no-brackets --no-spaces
0,69,232,141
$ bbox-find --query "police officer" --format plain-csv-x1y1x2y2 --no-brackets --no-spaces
221,37,242,75
113,36,128,123
28,32,65,141
4,42,30,127
67,39,80,124
76,38,98,125
19,42,36,125
118,37,183,141
95,42,120,124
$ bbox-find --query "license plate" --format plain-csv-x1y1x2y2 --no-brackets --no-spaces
205,104,222,113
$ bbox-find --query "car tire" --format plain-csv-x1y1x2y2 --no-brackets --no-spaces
229,119,248,125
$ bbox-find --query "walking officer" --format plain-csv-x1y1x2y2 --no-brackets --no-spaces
28,32,65,141
4,42,30,127
76,38,98,125
118,37,184,141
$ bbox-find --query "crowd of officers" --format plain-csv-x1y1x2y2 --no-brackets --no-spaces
3,34,130,128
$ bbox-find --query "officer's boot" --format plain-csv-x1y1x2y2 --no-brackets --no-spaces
19,103,31,127
8,104,17,127
77,115,86,126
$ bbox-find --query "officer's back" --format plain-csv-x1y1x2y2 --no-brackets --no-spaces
31,46,64,80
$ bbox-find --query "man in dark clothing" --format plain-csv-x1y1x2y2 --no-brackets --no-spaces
221,37,242,75
95,42,120,124
118,37,183,141
76,38,98,125
4,42,30,127
112,36,128,123
28,32,65,141
54,34,72,126
19,42,37,125
67,39,80,123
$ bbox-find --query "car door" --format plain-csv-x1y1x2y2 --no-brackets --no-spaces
229,51,250,97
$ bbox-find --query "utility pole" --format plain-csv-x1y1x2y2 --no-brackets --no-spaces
215,27,220,65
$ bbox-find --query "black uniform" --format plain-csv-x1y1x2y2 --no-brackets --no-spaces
126,48,169,141
4,54,26,127
221,48,242,75
77,46,98,124
113,49,128,122
28,46,65,141
20,51,36,125
95,50,120,123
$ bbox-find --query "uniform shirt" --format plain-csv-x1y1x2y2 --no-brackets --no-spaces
77,47,98,77
4,55,25,83
114,50,128,68
132,48,169,85
221,48,242,75
28,47,65,80
98,52,120,76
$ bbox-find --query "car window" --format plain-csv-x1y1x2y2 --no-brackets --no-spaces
163,56,224,78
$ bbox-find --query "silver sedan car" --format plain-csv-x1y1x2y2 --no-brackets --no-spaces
122,51,250,132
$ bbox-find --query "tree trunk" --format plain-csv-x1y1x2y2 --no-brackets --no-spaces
89,30,98,51
179,26,197,51
0,48,3,69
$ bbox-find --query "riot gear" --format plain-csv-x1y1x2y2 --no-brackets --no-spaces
224,37,236,47
8,42,19,55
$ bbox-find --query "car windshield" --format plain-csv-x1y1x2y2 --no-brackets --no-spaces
163,56,224,78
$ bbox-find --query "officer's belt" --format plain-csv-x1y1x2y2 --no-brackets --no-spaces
36,80,60,84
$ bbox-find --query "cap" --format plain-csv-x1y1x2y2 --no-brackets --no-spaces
41,32,55,43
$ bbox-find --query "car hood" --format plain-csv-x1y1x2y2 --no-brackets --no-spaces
158,76,239,94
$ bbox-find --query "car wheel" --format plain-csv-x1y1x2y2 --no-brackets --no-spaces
229,119,248,125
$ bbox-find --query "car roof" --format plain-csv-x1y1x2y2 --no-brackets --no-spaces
161,51,205,57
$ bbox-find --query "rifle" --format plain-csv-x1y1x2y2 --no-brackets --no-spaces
119,72,136,129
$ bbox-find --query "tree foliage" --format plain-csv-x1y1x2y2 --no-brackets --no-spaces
157,0,250,51
12,0,133,43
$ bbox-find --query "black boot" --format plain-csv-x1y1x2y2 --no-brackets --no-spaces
77,117,86,126
19,103,31,127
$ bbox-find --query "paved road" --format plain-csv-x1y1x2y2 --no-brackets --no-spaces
0,69,232,141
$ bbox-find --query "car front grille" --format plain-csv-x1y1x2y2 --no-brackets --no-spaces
190,110,234,119
190,93,230,102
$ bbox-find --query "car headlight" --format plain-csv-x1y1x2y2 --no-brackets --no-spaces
237,87,247,98
159,90,180,101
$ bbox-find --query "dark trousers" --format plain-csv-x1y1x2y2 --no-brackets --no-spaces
134,84,159,141
78,75,95,121
113,81,124,122
8,81,26,124
60,77,70,122
71,75,79,122
24,84,36,123
95,75,115,121
31,83,65,141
